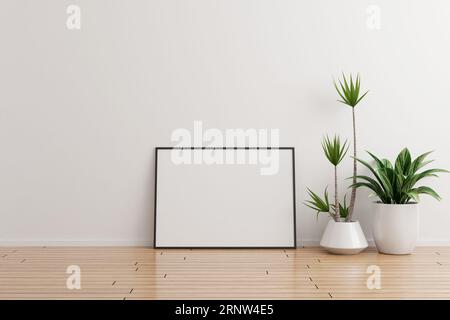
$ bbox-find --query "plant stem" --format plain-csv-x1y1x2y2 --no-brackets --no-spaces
347,107,357,222
334,165,340,221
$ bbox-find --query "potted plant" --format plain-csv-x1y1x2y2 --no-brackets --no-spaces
353,148,448,254
304,74,369,254
304,135,368,254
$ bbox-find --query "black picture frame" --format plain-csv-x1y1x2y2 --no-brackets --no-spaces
153,147,297,249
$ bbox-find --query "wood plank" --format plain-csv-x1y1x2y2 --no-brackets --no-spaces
0,247,449,299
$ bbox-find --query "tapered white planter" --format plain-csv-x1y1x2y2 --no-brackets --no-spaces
320,220,368,255
373,203,419,255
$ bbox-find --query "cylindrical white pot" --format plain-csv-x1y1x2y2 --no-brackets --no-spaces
373,203,419,255
320,220,368,255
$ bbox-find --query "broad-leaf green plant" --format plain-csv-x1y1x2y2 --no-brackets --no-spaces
352,148,448,204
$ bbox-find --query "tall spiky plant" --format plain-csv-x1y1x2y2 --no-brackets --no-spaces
323,135,349,219
334,73,368,222
305,135,349,221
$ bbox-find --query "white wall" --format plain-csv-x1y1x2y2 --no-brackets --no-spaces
1,0,449,246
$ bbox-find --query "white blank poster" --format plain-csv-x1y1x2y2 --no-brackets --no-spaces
154,148,296,248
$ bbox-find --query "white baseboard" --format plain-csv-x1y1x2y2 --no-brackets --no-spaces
413,240,450,246
298,239,450,247
298,239,375,247
1,239,450,247
0,240,153,247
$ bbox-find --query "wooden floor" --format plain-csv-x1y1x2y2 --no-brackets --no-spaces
1,246,450,300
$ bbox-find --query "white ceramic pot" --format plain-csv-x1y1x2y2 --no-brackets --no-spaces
372,202,419,255
320,220,368,255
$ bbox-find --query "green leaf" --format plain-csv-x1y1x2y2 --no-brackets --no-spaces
352,175,386,199
333,73,368,108
406,191,419,202
304,188,331,216
339,195,349,219
366,151,387,171
413,186,442,201
355,90,369,105
351,182,388,203
395,148,412,175
353,149,448,204
354,157,389,195
381,159,393,170
322,135,349,166
334,80,347,102
410,151,434,173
